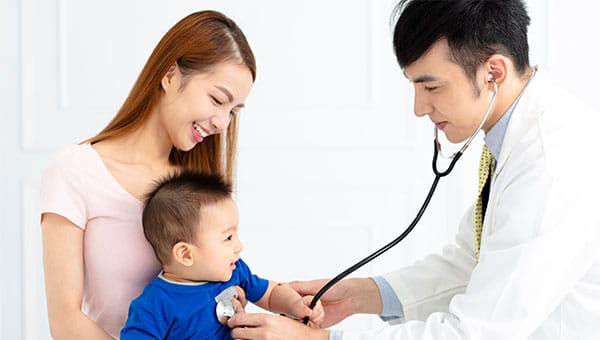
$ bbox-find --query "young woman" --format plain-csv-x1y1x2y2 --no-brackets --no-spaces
40,10,255,339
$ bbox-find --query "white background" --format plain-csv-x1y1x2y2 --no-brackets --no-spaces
1,0,599,338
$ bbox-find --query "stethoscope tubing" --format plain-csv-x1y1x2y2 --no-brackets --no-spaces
304,169,443,323
303,79,498,325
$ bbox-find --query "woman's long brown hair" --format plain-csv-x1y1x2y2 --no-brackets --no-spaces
83,11,256,185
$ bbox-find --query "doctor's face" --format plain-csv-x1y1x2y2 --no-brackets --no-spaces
404,40,494,143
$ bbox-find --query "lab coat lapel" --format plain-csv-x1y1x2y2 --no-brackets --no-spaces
494,67,554,179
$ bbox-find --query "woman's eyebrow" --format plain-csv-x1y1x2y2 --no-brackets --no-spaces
215,86,234,102
215,85,245,108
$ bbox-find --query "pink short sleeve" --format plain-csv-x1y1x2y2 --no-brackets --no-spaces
40,145,88,229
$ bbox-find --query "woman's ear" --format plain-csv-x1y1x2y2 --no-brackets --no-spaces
161,62,179,91
172,241,194,267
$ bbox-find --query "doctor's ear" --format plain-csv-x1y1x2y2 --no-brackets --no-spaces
484,54,509,88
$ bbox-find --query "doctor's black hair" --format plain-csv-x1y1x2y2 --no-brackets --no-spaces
142,170,233,266
392,0,531,81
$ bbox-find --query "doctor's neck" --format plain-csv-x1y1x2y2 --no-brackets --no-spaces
486,65,534,131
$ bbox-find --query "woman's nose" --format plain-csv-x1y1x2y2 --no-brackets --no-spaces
210,110,232,133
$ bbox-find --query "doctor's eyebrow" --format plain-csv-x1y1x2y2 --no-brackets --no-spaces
412,75,439,83
402,70,439,83
214,85,245,108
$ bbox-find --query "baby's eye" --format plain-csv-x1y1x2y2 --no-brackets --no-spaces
225,235,233,241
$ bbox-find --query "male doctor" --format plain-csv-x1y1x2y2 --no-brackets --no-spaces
229,0,600,339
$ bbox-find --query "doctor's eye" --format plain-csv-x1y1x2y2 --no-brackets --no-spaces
424,86,439,92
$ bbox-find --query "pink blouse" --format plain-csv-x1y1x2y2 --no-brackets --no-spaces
40,144,161,338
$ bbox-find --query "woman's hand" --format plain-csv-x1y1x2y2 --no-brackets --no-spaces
288,278,382,328
228,313,329,340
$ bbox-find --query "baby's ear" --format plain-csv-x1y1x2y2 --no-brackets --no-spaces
172,242,194,266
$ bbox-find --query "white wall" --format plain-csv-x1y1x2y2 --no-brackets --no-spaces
1,0,599,338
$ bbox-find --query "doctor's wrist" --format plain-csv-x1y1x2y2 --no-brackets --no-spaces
349,278,382,315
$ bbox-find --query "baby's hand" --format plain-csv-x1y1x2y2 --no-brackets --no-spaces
300,295,324,328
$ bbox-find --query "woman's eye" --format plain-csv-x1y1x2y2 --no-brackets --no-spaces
425,86,438,92
211,96,223,105
229,110,238,116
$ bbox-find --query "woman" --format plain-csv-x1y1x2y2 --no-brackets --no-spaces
40,10,255,339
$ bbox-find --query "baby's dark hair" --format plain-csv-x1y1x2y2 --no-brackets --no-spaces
142,170,233,265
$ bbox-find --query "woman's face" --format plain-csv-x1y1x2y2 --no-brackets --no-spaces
159,62,253,152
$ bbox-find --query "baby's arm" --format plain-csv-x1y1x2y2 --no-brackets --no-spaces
254,281,324,326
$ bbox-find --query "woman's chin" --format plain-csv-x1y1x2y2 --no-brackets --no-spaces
177,141,197,152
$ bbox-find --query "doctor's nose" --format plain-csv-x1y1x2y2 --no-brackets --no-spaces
413,94,433,118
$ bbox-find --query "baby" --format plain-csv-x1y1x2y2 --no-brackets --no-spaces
121,171,323,339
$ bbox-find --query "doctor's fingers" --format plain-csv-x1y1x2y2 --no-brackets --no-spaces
231,296,246,315
233,285,248,307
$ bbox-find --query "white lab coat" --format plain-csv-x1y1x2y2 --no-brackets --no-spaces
343,68,600,339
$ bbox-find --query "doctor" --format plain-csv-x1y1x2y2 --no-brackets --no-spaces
229,0,600,339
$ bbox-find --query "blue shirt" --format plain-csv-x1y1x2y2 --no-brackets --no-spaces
120,258,269,340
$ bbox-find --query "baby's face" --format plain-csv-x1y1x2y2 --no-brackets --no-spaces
189,199,243,282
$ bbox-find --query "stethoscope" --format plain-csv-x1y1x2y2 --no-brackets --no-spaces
212,74,499,327
300,73,499,324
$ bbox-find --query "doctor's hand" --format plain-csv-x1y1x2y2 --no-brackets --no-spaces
288,278,382,328
228,313,329,340
233,285,248,308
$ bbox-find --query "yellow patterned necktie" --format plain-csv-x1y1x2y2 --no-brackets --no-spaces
474,145,495,262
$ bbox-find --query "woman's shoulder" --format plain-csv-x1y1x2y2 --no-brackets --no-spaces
50,143,94,162
44,143,96,172
41,143,102,187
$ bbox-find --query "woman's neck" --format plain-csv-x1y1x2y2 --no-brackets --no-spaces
97,109,173,169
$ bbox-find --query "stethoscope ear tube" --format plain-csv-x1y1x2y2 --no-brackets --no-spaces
433,144,464,177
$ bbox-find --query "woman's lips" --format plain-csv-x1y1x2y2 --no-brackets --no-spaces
192,125,203,142
192,122,211,142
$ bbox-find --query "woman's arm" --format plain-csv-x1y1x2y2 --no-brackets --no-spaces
41,213,114,340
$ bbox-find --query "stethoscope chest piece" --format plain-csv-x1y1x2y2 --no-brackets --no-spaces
215,286,239,324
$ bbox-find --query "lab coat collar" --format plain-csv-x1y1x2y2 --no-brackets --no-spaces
495,66,553,178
